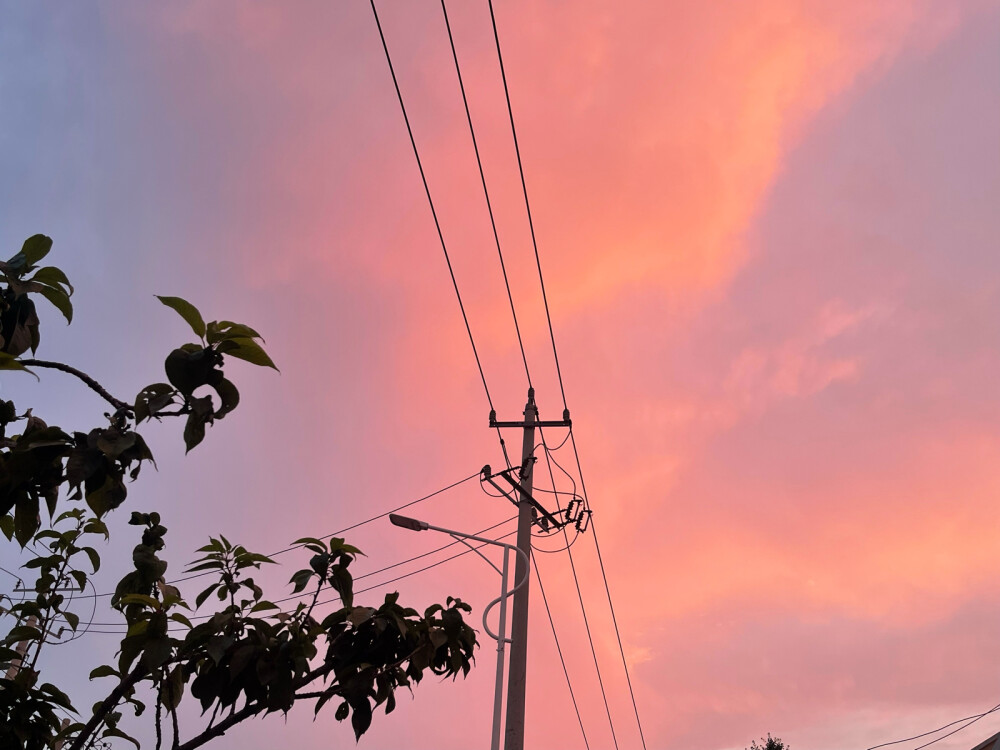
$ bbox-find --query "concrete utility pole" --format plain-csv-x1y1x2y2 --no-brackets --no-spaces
503,388,537,750
488,387,573,750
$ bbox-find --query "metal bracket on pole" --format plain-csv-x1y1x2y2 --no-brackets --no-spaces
481,465,564,530
489,409,571,430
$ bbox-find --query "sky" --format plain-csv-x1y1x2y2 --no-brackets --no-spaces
2,1,1000,749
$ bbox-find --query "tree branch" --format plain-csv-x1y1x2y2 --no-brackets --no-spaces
20,359,130,412
175,699,266,750
176,661,340,750
67,664,148,750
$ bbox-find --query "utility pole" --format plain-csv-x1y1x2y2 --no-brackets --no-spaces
503,388,537,750
487,387,572,750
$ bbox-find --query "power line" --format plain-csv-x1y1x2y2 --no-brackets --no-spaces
370,0,495,412
268,470,481,556
45,471,482,601
487,0,568,412
84,516,518,627
483,5,644,741
560,502,620,750
81,523,519,635
865,702,1000,750
440,0,532,389
589,514,648,750
569,429,649,750
912,706,1000,750
530,426,581,556
532,552,590,750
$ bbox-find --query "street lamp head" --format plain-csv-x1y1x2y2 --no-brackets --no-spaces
389,513,429,532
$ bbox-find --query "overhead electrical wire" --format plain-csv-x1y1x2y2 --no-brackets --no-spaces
533,553,591,750
44,471,482,602
371,0,516,470
570,428,649,750
370,0,494,414
536,418,620,750
554,485,621,750
483,2,649,743
530,426,582,556
82,524,519,636
865,702,1000,750
487,0,568,412
440,0,532,389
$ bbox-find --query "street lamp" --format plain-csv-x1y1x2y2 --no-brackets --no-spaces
389,514,528,750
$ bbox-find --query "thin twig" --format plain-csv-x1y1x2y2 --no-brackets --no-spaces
67,665,148,750
20,359,129,411
170,705,180,750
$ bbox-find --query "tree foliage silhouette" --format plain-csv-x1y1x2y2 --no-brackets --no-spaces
0,235,476,750
748,734,789,750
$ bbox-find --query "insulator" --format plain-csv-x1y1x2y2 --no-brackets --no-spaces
575,509,592,533
565,497,582,523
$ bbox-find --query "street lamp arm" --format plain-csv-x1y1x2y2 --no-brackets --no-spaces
447,533,504,577
481,545,529,643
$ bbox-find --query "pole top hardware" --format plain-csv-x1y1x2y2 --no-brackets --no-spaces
489,388,571,429
489,414,572,429
480,465,590,532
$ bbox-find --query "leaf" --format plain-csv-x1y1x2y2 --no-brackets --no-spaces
5,624,42,644
228,643,257,678
86,475,121,517
351,697,373,740
293,537,325,548
161,665,184,711
216,337,279,370
330,566,354,609
0,352,38,380
33,284,73,324
169,613,193,628
20,234,53,265
183,396,214,452
347,607,373,627
101,727,141,750
289,569,313,594
195,584,220,609
38,682,75,709
213,377,239,418
69,569,87,590
83,518,110,540
90,664,120,680
119,593,160,609
28,265,73,295
139,636,173,671
156,295,206,339
63,610,80,631
81,546,101,573
13,495,40,547
206,320,264,345
206,634,234,665
165,347,219,397
134,383,175,424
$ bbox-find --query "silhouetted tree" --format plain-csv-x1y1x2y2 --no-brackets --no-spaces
1,235,477,750
748,734,789,750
